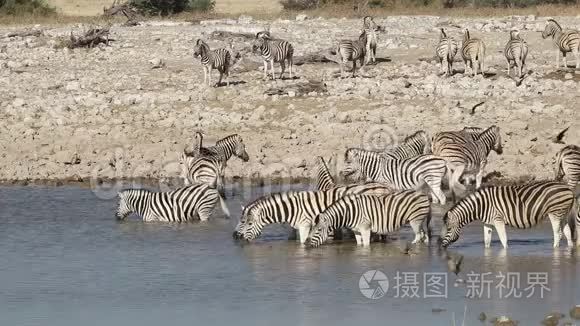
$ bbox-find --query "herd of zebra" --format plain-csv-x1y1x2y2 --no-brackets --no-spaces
193,16,580,85
116,125,580,250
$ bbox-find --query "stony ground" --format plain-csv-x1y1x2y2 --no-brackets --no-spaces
1,15,580,185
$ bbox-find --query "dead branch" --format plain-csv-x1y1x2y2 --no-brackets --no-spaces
470,101,485,115
66,27,112,49
103,0,140,26
264,80,327,96
4,29,43,38
551,126,569,144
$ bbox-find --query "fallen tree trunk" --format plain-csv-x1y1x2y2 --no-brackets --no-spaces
65,27,112,49
4,29,43,38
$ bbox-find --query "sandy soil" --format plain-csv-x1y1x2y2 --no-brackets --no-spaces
0,15,579,185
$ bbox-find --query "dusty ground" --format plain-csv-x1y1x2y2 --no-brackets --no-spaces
1,15,579,185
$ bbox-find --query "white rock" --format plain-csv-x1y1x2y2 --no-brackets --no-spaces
296,14,309,21
149,58,165,68
65,81,80,91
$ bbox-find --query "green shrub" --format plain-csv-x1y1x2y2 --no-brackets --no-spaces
129,0,214,16
0,0,55,15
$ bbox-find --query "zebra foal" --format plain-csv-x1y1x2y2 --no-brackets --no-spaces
461,29,486,76
337,30,368,78
504,29,528,78
440,181,575,248
193,39,232,87
363,16,380,64
307,190,431,247
116,184,230,222
341,148,447,205
554,144,580,189
436,28,458,76
252,32,294,80
542,18,580,69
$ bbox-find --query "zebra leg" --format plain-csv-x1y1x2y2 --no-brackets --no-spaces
563,222,573,247
263,60,268,79
410,219,425,244
562,51,567,69
548,213,562,248
288,56,293,79
360,228,371,247
483,224,494,248
475,164,486,189
352,61,357,78
574,49,580,69
354,231,362,245
279,61,286,80
507,60,511,76
493,220,508,249
270,59,275,80
297,225,310,244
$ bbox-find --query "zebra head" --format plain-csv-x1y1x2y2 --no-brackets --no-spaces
439,211,461,248
307,219,332,248
239,205,266,241
542,19,561,39
116,190,141,220
193,39,209,58
341,148,370,182
252,34,268,54
178,151,195,185
488,125,503,155
231,135,250,162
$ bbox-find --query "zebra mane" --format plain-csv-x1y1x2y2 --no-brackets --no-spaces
119,188,150,198
547,18,561,30
402,130,428,143
473,125,499,140
440,28,447,38
242,190,300,215
215,134,242,146
463,29,470,42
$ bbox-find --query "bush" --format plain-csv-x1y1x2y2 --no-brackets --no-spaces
0,0,55,15
280,0,320,10
129,0,214,16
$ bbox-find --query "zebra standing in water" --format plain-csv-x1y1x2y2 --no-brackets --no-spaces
440,181,575,249
233,183,394,243
433,125,502,199
554,144,580,188
504,29,528,78
461,29,486,76
436,28,458,76
341,148,447,205
116,184,230,222
252,32,294,80
542,18,580,69
193,39,232,87
362,16,380,64
385,130,432,160
337,30,368,78
307,190,431,247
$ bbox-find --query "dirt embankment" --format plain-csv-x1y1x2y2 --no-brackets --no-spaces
0,15,579,186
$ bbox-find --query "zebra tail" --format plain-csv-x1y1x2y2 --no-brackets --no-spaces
218,193,231,218
426,205,433,240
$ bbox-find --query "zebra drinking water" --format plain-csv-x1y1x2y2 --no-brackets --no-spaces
116,184,230,222
439,181,575,249
461,29,486,76
307,190,431,247
542,18,580,69
436,28,458,76
504,29,528,78
234,183,394,243
554,144,580,189
193,39,232,87
341,148,447,205
252,32,294,80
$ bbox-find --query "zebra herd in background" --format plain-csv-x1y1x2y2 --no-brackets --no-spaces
116,126,580,249
193,16,580,86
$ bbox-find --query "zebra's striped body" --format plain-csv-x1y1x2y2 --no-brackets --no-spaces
116,184,229,222
542,19,580,69
436,28,458,76
253,33,294,80
308,190,431,247
440,181,575,248
386,130,432,160
179,153,223,191
363,16,379,64
433,126,502,195
337,30,368,78
234,183,394,243
315,156,336,191
431,127,483,156
554,144,580,188
193,39,231,87
504,30,528,78
461,29,486,76
341,149,447,205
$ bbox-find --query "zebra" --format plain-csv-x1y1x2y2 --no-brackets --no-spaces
252,32,294,80
542,18,580,69
234,183,394,243
431,127,483,156
193,39,232,87
385,130,432,160
461,29,486,76
439,181,575,249
179,153,223,192
504,29,528,78
436,28,458,76
337,29,368,78
315,156,336,191
554,144,580,189
116,184,230,222
362,16,380,64
341,148,447,205
307,190,431,247
434,125,502,199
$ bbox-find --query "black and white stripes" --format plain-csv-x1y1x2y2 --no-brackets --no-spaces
440,181,575,248
253,33,294,80
542,19,580,69
193,39,232,87
554,144,580,188
116,184,229,222
504,29,528,78
436,28,458,76
362,16,380,64
461,29,486,76
337,30,368,78
307,190,431,247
